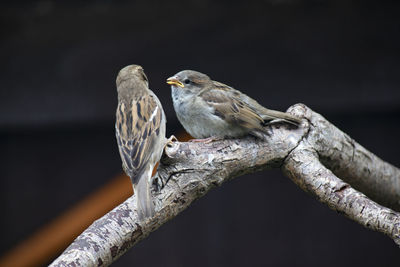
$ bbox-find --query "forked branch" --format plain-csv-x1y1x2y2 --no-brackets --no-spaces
50,104,400,266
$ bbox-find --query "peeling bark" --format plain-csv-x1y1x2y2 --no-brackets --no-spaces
282,143,400,246
291,105,400,211
50,104,400,267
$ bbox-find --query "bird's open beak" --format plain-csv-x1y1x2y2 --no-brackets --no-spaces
166,77,184,88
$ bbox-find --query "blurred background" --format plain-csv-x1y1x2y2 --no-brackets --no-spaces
1,0,400,266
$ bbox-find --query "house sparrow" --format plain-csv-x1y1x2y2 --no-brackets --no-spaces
167,70,301,140
115,65,168,220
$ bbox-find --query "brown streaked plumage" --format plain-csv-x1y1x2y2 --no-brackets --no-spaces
167,70,301,140
115,65,166,220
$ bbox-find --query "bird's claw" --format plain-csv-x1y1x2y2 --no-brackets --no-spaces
166,135,178,148
153,175,165,191
189,136,220,144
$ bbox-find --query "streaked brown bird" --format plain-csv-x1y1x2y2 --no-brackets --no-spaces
115,65,168,220
167,70,301,141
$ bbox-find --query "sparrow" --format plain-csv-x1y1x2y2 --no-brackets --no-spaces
115,64,168,220
167,70,301,140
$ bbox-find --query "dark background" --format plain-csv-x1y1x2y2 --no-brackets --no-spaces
1,0,400,266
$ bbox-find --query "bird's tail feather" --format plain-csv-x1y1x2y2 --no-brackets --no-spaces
261,109,301,126
134,168,154,220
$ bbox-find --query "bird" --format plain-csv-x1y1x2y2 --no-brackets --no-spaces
115,64,170,220
166,70,301,141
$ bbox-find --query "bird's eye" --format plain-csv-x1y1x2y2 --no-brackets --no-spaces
184,79,191,84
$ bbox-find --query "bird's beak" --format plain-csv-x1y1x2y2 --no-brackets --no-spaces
166,77,184,88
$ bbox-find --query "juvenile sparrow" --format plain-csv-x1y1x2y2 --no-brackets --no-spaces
167,70,301,140
115,65,167,220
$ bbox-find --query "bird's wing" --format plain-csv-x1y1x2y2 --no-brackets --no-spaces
212,81,301,126
200,82,266,132
115,94,163,183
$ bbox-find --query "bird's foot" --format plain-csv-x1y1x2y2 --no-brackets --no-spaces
189,136,221,144
166,135,178,147
153,175,164,191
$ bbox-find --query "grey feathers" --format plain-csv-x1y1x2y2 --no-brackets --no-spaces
167,70,301,139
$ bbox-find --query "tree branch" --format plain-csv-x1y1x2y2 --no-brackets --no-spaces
293,104,400,211
283,144,400,246
50,104,400,266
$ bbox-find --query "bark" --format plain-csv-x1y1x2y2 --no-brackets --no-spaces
296,105,400,210
50,104,400,267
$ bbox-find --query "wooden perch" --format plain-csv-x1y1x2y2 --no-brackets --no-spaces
50,104,400,266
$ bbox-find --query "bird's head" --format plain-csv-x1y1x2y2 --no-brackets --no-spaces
166,70,211,94
116,65,149,91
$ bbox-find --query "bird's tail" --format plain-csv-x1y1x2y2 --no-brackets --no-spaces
261,109,302,126
133,167,154,220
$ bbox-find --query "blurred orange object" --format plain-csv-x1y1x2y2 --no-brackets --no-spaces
0,174,132,267
0,131,191,267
